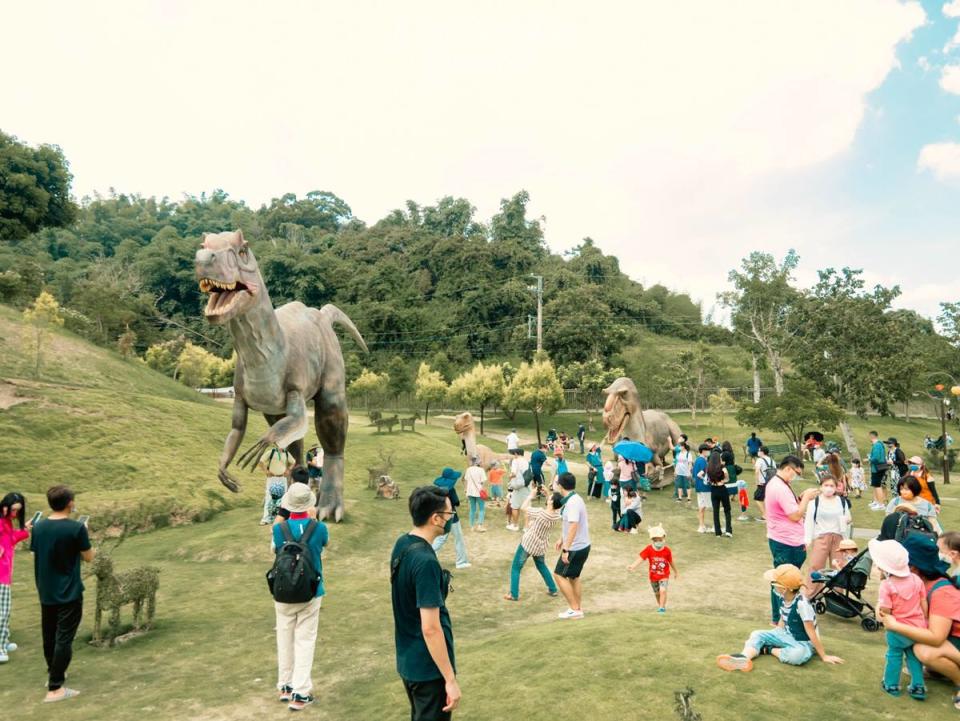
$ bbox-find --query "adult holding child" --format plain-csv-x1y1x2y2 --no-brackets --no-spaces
764,455,819,621
30,485,94,703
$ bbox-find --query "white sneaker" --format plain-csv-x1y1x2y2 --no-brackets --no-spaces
723,532,733,538
557,608,584,620
629,528,638,534
697,526,706,534
0,652,7,664
456,563,472,569
4,642,16,653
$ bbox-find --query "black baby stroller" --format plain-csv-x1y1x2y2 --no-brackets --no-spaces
807,547,880,632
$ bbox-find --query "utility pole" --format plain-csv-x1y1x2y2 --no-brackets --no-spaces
528,275,543,353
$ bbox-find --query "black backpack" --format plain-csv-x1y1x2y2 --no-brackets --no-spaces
894,513,937,545
759,458,777,483
266,520,321,603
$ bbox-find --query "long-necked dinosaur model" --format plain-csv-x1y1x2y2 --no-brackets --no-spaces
453,412,514,469
602,376,683,487
195,230,366,521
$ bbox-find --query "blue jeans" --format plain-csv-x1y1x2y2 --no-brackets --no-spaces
883,630,925,690
509,545,557,599
432,521,469,566
745,628,814,666
468,496,486,526
768,539,807,622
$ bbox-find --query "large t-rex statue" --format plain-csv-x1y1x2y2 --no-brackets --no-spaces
194,230,366,521
602,377,683,487
453,412,514,470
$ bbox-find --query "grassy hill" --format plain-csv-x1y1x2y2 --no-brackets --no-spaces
0,305,266,529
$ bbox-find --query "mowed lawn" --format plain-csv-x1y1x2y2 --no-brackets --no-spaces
3,413,960,721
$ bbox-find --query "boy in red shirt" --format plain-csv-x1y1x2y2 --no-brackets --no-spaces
628,525,678,613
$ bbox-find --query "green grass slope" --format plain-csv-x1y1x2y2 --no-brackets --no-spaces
0,305,265,528
2,411,959,720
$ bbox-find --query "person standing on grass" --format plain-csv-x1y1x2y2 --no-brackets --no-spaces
504,491,562,601
628,525,677,613
869,431,889,510
673,442,693,504
272,483,329,711
694,444,712,534
764,455,819,622
487,461,505,508
391,486,460,721
746,432,763,462
553,472,590,620
463,456,487,533
505,428,520,454
753,446,775,521
707,450,733,538
507,451,531,533
0,493,34,663
30,485,94,703
260,446,294,525
804,475,851,594
530,445,548,494
577,423,586,455
432,468,470,569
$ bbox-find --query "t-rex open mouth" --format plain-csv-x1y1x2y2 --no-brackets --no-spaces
199,278,255,317
605,411,630,443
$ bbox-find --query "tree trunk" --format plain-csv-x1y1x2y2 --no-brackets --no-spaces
424,402,429,425
752,353,761,403
903,400,910,423
770,351,784,396
690,404,697,426
480,403,485,435
839,419,860,460
534,410,542,445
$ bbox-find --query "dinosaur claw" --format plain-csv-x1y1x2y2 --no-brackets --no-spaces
218,469,241,493
316,502,344,523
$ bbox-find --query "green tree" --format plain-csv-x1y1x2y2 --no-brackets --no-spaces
659,343,720,424
447,362,506,434
790,267,910,458
502,359,564,444
385,356,413,410
736,378,845,452
22,290,64,377
0,131,77,240
144,336,188,377
175,342,219,388
708,388,738,439
557,359,624,428
719,250,801,395
349,368,390,410
414,362,448,424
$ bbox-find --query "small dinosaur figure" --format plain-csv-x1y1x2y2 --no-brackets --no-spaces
602,376,683,487
195,230,367,521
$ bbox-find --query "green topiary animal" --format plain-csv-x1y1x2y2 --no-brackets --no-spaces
92,546,160,645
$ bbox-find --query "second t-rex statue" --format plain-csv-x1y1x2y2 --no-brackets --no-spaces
195,230,366,521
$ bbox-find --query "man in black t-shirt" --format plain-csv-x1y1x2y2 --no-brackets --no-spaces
30,485,94,703
391,486,460,721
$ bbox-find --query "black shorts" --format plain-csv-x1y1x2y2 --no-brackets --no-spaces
555,546,590,578
403,678,451,721
870,470,886,488
753,483,766,502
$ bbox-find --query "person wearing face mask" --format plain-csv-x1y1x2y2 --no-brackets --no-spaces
938,532,960,584
906,455,941,511
432,468,471,570
764,456,819,623
884,476,939,533
804,476,852,594
391,486,461,721
628,525,678,613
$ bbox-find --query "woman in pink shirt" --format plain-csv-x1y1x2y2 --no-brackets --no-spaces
0,492,34,663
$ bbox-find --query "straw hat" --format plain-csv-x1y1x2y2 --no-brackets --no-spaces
868,539,911,578
763,564,804,590
908,455,924,466
280,482,316,513
837,538,858,552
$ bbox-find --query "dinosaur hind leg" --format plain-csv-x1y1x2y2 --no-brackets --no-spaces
314,388,348,522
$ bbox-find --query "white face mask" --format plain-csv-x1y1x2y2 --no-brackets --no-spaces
821,486,836,498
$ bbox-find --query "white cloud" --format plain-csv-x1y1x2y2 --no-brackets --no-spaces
2,0,930,316
945,0,960,18
918,55,933,71
942,65,960,93
918,142,960,179
947,28,960,52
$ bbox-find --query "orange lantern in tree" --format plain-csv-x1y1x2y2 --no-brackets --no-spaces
952,385,960,397
935,384,945,392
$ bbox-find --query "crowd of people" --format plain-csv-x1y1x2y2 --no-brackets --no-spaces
4,422,960,718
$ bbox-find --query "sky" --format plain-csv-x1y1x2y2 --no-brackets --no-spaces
5,0,960,323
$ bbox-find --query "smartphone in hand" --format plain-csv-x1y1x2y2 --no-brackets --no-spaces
77,515,90,527
30,511,43,525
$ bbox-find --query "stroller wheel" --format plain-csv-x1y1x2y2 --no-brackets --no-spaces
861,617,880,632
814,600,827,615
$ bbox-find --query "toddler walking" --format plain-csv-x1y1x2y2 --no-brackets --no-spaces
737,478,749,521
608,479,621,531
628,525,677,613
869,539,928,700
849,459,865,499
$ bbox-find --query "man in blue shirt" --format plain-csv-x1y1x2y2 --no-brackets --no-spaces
746,433,762,460
530,445,548,492
693,444,712,533
271,482,329,711
868,431,888,510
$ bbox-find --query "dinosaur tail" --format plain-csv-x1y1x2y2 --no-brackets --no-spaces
319,304,368,353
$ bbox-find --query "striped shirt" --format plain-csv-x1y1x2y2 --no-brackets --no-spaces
520,508,561,557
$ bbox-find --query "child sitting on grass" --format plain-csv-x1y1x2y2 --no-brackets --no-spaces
849,458,865,499
716,564,844,671
628,525,677,613
869,538,928,700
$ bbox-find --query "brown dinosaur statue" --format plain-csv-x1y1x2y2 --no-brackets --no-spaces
195,230,367,521
453,412,514,469
602,377,683,487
